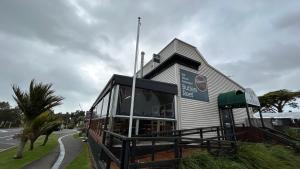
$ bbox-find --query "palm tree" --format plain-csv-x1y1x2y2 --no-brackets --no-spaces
12,80,63,158
40,112,62,146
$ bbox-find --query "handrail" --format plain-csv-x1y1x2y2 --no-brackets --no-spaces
137,125,223,137
95,126,234,169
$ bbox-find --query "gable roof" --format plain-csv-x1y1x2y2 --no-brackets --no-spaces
140,38,245,90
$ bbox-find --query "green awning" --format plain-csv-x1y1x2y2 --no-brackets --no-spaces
218,90,247,108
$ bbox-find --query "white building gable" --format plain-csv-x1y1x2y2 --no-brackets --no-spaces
139,38,252,131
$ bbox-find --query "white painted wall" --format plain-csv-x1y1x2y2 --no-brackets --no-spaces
145,39,251,133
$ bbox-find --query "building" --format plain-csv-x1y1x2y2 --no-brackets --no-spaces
253,112,300,127
88,38,261,140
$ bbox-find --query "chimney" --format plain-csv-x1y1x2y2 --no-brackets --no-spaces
140,51,145,78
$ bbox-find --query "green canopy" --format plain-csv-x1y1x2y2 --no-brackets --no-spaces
218,89,261,108
218,90,246,108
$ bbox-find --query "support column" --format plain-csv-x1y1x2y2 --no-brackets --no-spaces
218,108,225,139
135,119,139,136
259,109,265,128
245,104,252,127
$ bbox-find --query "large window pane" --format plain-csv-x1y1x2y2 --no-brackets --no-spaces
102,94,109,117
95,100,103,118
117,86,175,118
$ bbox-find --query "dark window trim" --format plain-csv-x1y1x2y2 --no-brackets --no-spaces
90,74,178,111
143,53,201,79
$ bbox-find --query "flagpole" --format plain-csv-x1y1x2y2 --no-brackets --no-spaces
128,17,141,137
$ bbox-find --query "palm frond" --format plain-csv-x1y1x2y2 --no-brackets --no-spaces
12,79,64,120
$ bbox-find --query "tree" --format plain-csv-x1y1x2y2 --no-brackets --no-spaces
0,101,10,110
40,112,61,146
12,80,63,158
0,105,22,128
259,89,300,113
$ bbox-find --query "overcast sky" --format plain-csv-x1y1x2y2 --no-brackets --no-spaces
1,0,299,113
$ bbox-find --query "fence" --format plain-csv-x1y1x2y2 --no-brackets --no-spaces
88,126,237,169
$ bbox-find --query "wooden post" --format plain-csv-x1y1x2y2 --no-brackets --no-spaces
106,134,113,169
120,140,130,169
259,109,265,128
131,140,136,163
229,109,237,142
207,140,211,153
151,140,155,161
217,127,221,148
245,104,252,127
218,108,225,139
175,138,179,158
200,129,203,144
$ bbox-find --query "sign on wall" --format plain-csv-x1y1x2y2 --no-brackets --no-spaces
180,69,209,102
245,88,260,107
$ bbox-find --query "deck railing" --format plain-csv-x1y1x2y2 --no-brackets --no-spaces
88,126,237,169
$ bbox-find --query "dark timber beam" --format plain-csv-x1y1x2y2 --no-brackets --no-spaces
259,109,265,128
245,104,252,127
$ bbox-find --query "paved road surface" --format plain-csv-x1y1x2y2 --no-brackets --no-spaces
0,128,22,151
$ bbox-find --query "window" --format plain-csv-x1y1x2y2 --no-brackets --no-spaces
117,86,175,118
95,100,103,118
101,93,110,117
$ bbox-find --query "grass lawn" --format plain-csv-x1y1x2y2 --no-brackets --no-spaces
72,132,81,139
65,143,92,169
0,134,58,169
285,127,300,140
180,143,300,169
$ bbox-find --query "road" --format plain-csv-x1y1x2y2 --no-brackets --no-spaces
0,128,22,152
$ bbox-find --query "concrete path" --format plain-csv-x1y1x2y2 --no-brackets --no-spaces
21,129,82,169
57,133,82,169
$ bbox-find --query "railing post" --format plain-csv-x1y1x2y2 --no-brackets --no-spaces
206,140,211,153
217,127,220,140
120,139,130,169
200,129,203,144
151,140,155,161
175,138,179,158
131,139,136,163
106,133,113,169
178,131,182,158
217,127,221,148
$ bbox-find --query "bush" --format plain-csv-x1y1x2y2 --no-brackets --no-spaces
284,128,300,140
180,144,300,169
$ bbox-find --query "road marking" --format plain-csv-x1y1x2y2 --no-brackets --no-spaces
0,135,14,139
51,132,78,169
0,142,16,145
0,145,17,152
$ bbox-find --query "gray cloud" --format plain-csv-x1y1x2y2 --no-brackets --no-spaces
0,0,299,112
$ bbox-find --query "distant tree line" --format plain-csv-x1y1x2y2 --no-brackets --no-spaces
0,101,22,128
56,110,86,129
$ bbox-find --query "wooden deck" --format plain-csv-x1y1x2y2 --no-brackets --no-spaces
109,148,199,169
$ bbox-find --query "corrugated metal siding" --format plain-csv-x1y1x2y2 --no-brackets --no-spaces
233,108,248,125
139,40,176,76
178,63,250,132
141,39,251,136
151,64,176,84
175,40,203,63
142,61,153,76
159,40,176,63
